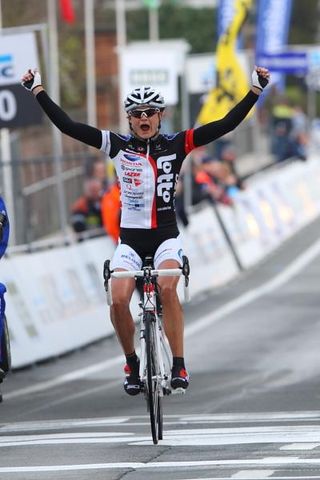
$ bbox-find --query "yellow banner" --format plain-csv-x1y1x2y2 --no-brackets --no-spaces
197,0,253,125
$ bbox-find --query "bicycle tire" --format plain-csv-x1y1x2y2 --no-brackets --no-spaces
0,316,11,374
145,311,161,444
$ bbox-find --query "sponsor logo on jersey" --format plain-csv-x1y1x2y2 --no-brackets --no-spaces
156,154,176,203
123,153,142,162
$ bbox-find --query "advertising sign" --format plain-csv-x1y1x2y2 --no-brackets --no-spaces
0,32,42,128
119,47,179,106
256,51,308,74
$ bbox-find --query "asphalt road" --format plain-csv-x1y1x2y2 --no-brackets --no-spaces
2,217,320,479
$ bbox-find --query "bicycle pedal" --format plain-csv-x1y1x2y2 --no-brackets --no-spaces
171,387,186,395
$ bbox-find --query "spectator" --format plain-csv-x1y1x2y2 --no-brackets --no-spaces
70,177,104,235
92,159,108,188
219,145,245,189
270,96,294,163
176,156,235,227
197,156,235,206
101,181,121,244
290,105,309,161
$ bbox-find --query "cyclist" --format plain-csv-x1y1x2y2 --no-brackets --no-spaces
0,196,10,403
21,66,270,395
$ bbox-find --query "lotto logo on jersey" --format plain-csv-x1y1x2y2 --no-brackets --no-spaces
157,154,176,203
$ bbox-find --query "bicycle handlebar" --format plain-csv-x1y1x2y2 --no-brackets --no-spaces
111,268,183,279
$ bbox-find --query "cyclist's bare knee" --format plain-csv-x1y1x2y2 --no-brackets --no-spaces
111,276,135,306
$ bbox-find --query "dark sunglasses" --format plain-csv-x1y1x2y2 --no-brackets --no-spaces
129,108,160,118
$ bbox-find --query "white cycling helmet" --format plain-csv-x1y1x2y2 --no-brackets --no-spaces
124,86,165,112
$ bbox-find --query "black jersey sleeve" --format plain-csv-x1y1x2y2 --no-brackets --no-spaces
193,90,259,147
36,91,102,149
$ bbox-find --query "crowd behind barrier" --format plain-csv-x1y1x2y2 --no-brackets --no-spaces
2,154,320,369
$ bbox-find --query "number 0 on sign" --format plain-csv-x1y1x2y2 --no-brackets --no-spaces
0,90,17,122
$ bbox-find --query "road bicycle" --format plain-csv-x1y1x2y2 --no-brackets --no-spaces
103,255,190,444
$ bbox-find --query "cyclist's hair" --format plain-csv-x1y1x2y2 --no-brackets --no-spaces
124,86,165,112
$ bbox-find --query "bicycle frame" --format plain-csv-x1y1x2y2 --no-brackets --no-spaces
103,256,190,444
137,270,172,396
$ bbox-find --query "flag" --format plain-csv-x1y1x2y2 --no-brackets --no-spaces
196,0,253,125
255,0,293,90
59,0,75,24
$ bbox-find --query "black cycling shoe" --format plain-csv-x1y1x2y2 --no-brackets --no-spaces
171,366,189,391
123,363,141,396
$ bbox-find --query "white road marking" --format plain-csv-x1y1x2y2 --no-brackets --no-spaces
0,417,130,432
1,424,320,448
5,355,124,400
179,477,320,480
2,411,320,432
231,471,274,479
280,442,320,450
6,236,320,400
130,425,320,446
2,457,320,473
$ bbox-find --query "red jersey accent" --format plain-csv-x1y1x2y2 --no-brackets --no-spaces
184,129,195,154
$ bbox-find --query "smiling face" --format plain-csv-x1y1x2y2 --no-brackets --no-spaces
127,106,163,140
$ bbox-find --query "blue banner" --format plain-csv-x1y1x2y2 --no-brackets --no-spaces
256,52,308,74
255,0,293,89
256,0,292,56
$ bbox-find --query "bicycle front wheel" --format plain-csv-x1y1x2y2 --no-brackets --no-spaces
145,312,161,444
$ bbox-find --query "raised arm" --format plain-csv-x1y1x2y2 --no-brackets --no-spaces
193,66,270,147
21,69,102,149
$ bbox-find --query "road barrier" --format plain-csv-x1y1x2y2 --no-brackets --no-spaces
2,156,320,368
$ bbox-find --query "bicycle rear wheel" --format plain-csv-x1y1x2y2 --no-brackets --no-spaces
145,312,161,444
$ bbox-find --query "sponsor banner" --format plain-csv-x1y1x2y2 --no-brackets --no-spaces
3,237,117,367
0,32,42,127
217,158,320,268
0,84,43,128
0,33,39,87
256,51,308,75
180,204,239,293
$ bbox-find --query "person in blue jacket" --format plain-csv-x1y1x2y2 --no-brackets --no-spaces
0,196,10,402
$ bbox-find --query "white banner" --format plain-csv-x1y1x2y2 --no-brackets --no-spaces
0,32,39,86
119,47,179,106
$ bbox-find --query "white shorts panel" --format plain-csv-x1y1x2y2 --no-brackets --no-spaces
110,243,143,271
154,236,184,269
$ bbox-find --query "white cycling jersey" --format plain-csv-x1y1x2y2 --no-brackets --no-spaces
100,128,195,230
